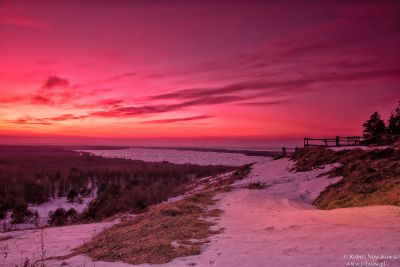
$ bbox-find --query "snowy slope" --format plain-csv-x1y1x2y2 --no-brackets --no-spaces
0,221,113,267
3,158,400,267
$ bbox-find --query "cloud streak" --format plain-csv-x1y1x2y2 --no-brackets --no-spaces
140,115,214,124
0,1,43,29
151,67,400,101
6,113,88,125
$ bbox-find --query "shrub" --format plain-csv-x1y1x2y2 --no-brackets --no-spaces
11,202,33,224
48,208,78,226
67,189,78,202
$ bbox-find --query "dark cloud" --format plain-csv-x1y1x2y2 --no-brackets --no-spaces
140,115,214,124
6,113,88,125
30,95,53,105
6,117,52,125
89,95,247,118
48,114,88,121
42,76,70,90
237,100,290,106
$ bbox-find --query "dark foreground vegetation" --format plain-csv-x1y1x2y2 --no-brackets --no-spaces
0,145,235,224
292,144,400,209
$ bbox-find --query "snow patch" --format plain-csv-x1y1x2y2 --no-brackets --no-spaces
1,196,95,232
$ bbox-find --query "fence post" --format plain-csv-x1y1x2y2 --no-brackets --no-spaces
336,136,340,147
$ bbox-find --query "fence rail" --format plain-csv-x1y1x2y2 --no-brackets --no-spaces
303,136,365,148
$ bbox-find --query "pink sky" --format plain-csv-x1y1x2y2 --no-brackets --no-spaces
0,0,399,147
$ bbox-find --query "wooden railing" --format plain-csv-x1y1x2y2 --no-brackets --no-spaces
303,136,365,148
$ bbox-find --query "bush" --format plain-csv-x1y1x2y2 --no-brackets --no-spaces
48,208,78,226
80,187,92,197
67,189,78,202
11,202,33,224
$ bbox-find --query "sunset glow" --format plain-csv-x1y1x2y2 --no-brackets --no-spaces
1,0,399,146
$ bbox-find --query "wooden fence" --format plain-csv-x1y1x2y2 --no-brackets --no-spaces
303,136,365,148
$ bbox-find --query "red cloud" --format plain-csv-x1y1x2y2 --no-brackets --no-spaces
41,76,70,90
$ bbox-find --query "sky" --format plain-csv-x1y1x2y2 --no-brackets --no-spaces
0,0,399,147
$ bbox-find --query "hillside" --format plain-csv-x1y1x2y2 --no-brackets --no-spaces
292,146,400,209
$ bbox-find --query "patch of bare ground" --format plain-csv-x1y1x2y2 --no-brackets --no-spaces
292,146,400,209
185,163,253,193
64,164,252,265
0,235,11,241
243,181,269,190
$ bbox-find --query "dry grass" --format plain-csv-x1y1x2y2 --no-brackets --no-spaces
243,182,269,190
292,147,400,209
67,191,222,265
315,177,400,209
291,146,339,172
314,150,400,209
203,164,253,190
184,163,253,194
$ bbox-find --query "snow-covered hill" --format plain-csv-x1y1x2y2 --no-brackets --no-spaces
2,158,400,267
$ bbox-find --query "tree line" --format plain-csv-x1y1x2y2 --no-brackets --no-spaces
0,146,235,225
362,101,400,145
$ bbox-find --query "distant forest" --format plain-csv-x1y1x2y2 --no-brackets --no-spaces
0,146,235,225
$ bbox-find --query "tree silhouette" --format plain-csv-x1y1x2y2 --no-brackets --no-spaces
362,112,386,145
388,102,400,135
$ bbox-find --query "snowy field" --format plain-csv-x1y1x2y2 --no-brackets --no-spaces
3,157,399,266
0,221,114,267
1,196,95,232
79,147,271,166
